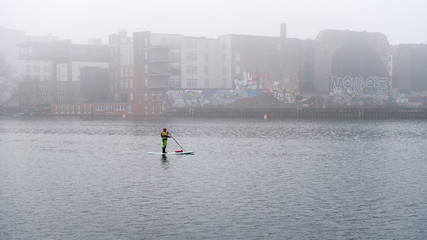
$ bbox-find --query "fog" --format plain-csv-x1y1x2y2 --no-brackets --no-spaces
1,0,426,44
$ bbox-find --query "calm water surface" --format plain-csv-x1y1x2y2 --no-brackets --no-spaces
0,117,426,240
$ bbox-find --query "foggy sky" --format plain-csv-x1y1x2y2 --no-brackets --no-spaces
1,0,426,45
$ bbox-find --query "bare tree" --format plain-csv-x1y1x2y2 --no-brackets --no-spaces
0,52,18,107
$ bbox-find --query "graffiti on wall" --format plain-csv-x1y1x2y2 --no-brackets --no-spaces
330,75,389,99
165,89,256,108
233,71,296,103
166,70,298,108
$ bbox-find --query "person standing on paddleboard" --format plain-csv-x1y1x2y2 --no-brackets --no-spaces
161,128,171,153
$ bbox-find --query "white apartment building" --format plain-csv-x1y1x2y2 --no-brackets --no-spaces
144,33,224,89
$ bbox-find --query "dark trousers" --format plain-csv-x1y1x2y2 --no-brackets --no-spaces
162,140,167,153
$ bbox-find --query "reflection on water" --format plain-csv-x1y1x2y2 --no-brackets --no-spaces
0,117,426,240
161,155,169,169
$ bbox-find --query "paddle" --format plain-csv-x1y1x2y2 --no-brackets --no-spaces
168,130,185,151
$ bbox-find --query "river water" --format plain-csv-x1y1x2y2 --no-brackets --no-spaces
0,117,426,240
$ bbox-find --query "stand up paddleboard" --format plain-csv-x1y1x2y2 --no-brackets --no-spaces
148,150,194,155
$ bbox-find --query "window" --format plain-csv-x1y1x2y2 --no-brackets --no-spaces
144,106,148,114
151,93,156,101
151,106,155,114
138,97,142,103
174,40,180,48
34,65,40,72
235,66,241,74
235,53,240,61
222,54,226,62
186,79,197,88
187,53,197,61
158,93,162,101
204,67,209,75
204,54,209,62
222,67,227,75
106,106,113,113
145,93,148,101
186,66,197,74
204,79,209,87
186,39,197,49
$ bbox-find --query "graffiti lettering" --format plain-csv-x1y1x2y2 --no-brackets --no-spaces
233,71,297,102
330,75,389,98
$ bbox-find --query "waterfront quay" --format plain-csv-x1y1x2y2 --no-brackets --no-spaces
166,106,427,119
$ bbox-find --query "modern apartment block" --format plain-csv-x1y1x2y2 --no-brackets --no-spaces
131,31,225,115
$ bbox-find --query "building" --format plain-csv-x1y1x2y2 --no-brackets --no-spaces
132,31,225,115
392,44,427,95
19,39,110,114
0,27,26,108
313,30,391,99
18,24,427,115
0,27,26,78
109,30,134,104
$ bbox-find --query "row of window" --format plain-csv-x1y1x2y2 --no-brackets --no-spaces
40,84,79,91
26,64,50,73
141,36,219,51
120,67,133,78
96,105,128,112
185,79,210,88
144,105,163,114
136,93,163,103
55,105,92,114
184,53,235,62
117,79,133,90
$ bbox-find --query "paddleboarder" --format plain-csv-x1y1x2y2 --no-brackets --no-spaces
161,128,171,153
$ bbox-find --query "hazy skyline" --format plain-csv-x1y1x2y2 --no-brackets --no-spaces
1,0,426,45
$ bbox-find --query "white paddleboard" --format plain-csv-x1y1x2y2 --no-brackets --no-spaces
148,150,194,155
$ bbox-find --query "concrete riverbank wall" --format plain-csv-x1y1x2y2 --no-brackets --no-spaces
166,107,427,119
